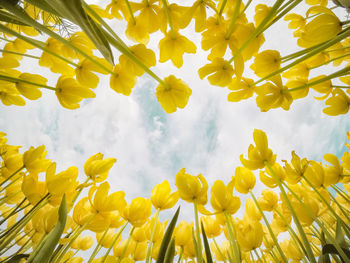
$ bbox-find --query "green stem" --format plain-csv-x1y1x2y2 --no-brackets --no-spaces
228,0,284,63
124,0,136,24
332,185,350,203
0,165,24,188
309,52,350,69
145,208,160,263
265,163,317,263
218,0,228,16
249,191,288,263
115,226,135,263
0,49,40,59
281,42,325,62
177,245,184,263
253,249,263,263
194,201,203,263
87,227,109,263
286,66,350,93
225,0,241,39
224,212,240,263
240,0,252,15
332,85,350,89
341,20,350,26
102,222,128,263
161,0,176,38
0,74,56,91
253,27,350,86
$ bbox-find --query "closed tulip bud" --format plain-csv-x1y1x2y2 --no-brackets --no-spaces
304,161,325,188
114,239,135,258
145,216,167,242
122,197,152,227
210,179,240,214
97,229,121,248
234,166,256,194
324,153,343,186
71,235,94,250
46,162,78,197
151,180,179,210
132,225,147,243
174,220,193,247
281,239,304,262
201,215,222,238
236,219,264,252
3,153,23,173
175,168,208,205
240,129,276,170
133,241,147,261
245,198,262,221
258,189,278,211
84,153,117,183
22,174,47,205
23,145,51,174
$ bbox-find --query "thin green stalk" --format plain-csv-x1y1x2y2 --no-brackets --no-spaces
0,49,40,59
0,165,24,188
253,27,350,86
177,245,184,263
0,73,57,91
265,163,317,263
124,0,136,24
52,213,97,263
225,0,242,39
213,238,227,263
228,0,284,63
0,36,14,42
332,85,350,89
286,65,350,93
161,0,176,38
249,191,288,263
282,181,350,261
87,227,109,263
218,0,228,16
309,52,350,69
115,226,135,263
240,0,252,15
194,201,203,263
224,212,240,263
0,198,27,226
253,248,263,263
101,222,128,263
281,42,325,62
145,208,160,263
329,193,350,222
332,185,350,203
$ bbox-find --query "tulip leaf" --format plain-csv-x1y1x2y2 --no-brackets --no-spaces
201,222,213,263
163,238,175,263
0,9,28,25
6,254,29,263
322,244,350,262
156,207,180,263
27,196,67,263
23,0,60,16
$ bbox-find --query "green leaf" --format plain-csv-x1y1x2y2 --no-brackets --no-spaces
27,196,67,263
0,9,28,25
163,238,175,263
6,254,29,263
23,0,60,16
45,0,114,64
156,207,180,263
322,244,350,262
201,222,213,263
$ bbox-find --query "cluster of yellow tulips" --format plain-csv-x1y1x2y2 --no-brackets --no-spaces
0,0,349,114
0,129,349,262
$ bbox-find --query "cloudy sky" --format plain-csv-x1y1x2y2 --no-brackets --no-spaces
1,0,349,221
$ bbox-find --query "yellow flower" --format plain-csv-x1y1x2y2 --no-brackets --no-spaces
16,73,47,100
259,163,286,188
23,145,51,174
201,31,236,61
174,220,193,247
254,4,272,26
119,44,156,76
155,75,192,113
255,80,293,112
60,32,95,60
250,50,281,78
45,162,78,197
240,129,276,170
284,13,306,29
227,77,254,102
0,57,20,69
159,31,196,68
122,197,152,227
55,76,96,110
304,161,325,189
71,235,94,251
0,84,25,106
88,182,126,213
258,189,278,212
132,0,161,33
282,62,310,81
201,215,222,238
198,58,234,87
145,216,167,242
323,153,343,186
244,198,262,221
150,180,179,210
109,65,137,96
106,0,128,20
210,179,240,214
84,153,117,183
298,11,341,48
283,151,308,185
323,89,350,116
21,174,48,205
125,19,150,44
175,168,208,205
75,57,112,89
236,219,264,252
234,166,256,194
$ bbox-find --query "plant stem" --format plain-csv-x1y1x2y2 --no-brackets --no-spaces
194,201,203,263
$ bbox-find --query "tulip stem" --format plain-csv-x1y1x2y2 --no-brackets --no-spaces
0,165,24,188
224,212,240,263
161,0,176,39
225,0,242,39
116,226,135,263
331,185,350,203
213,238,227,263
194,201,203,263
101,222,128,263
249,191,288,263
124,0,136,24
0,74,57,91
253,248,263,263
265,163,317,263
145,208,160,263
309,52,350,70
87,227,109,263
0,49,40,59
218,0,228,16
177,246,184,263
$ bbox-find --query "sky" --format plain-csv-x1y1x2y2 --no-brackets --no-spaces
1,0,350,222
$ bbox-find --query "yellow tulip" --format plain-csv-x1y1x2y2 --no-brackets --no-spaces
175,168,208,205
122,197,152,227
234,166,256,194
174,220,193,247
150,180,179,210
84,153,117,183
236,219,264,251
